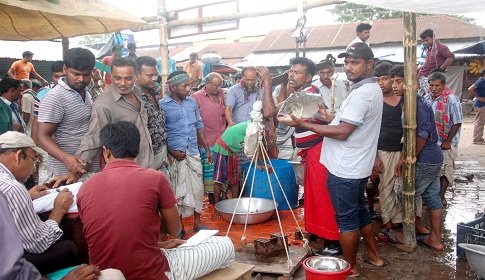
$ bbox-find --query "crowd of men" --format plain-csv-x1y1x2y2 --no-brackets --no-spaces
0,22,477,279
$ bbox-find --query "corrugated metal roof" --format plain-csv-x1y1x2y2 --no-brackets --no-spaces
137,41,258,67
253,15,485,52
136,46,187,61
235,40,479,67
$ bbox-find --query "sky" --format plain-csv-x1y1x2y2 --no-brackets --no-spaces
101,0,485,48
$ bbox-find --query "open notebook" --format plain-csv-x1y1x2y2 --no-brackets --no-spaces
179,230,219,247
32,182,82,214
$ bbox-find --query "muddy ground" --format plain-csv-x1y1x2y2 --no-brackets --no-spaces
255,115,485,279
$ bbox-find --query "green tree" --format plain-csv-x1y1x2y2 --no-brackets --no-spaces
77,33,111,45
330,3,402,22
329,3,475,24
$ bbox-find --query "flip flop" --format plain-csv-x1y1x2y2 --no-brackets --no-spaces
383,228,402,244
416,234,426,241
193,225,212,233
358,254,389,268
418,238,444,251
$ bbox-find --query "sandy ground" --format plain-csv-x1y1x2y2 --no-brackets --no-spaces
253,115,485,279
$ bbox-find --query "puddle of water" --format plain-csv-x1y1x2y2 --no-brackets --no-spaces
442,161,485,276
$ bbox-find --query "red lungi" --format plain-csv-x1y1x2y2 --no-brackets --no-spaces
301,141,339,240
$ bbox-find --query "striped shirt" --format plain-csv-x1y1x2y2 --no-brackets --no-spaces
38,78,97,176
33,87,52,116
272,86,295,157
0,163,63,253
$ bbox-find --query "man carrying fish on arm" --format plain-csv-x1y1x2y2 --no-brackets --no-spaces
279,43,386,277
259,57,342,257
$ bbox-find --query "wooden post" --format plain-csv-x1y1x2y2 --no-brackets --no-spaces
62,37,69,58
158,0,169,98
135,0,344,32
402,12,417,248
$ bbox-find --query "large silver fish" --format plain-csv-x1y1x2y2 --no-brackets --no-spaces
277,90,326,122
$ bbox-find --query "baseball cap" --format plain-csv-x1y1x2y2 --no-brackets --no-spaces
338,43,374,60
0,131,43,154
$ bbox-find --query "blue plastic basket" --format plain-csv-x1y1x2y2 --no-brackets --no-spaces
457,216,485,259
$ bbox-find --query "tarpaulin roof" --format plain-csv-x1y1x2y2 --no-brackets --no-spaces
454,41,485,55
346,0,485,15
0,0,146,41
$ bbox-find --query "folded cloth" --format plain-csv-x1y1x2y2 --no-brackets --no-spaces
32,182,82,214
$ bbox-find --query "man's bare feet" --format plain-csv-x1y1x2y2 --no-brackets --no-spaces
416,225,431,235
348,268,360,278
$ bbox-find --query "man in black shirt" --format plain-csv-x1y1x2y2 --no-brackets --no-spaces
373,62,404,236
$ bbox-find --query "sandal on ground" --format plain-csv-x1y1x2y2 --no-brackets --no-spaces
383,228,403,244
358,255,389,267
418,238,444,251
416,234,427,240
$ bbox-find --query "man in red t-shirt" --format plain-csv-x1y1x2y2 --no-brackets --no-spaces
77,121,234,280
417,29,455,96
101,46,119,88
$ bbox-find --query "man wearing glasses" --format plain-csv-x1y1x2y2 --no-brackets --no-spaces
312,60,348,114
0,131,78,274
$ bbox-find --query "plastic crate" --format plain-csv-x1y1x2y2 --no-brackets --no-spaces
456,216,485,259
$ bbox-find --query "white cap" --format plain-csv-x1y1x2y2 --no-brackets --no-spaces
0,131,43,154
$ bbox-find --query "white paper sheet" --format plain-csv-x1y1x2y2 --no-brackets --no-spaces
179,230,219,247
32,182,82,214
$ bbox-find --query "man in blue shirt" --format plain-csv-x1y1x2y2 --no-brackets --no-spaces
159,71,212,233
392,66,444,251
225,66,264,126
156,54,177,75
468,67,485,145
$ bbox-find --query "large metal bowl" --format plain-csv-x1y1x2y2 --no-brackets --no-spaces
215,198,278,224
304,256,350,272
458,243,485,279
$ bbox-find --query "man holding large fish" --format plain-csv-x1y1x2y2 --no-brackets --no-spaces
279,43,386,277
260,57,342,257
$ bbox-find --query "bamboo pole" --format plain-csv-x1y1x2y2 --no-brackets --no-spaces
62,37,69,58
402,12,417,248
134,0,344,32
158,0,169,98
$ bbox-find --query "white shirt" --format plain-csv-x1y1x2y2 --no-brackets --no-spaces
320,77,383,179
347,37,370,49
312,79,349,114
